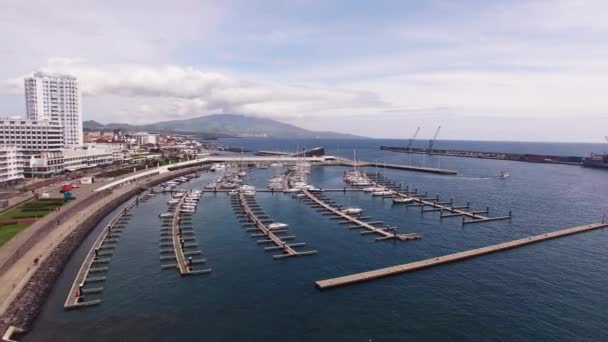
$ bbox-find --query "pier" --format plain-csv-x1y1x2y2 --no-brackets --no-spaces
380,145,584,166
64,196,139,309
300,189,420,241
368,173,512,225
165,195,211,276
315,222,608,289
231,192,317,259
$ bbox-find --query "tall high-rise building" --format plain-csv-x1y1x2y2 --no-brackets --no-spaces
24,72,83,146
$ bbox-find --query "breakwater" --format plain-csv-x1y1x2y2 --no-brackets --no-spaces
380,145,584,165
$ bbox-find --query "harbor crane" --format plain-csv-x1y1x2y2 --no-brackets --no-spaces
428,126,441,151
407,127,420,150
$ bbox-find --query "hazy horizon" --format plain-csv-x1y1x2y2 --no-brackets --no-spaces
1,0,607,142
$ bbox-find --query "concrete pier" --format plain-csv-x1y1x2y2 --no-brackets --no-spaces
315,222,608,289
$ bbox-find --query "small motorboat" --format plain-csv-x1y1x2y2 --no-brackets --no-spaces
498,170,510,178
228,190,238,196
268,223,288,230
159,213,173,218
371,190,394,196
393,197,414,204
167,199,179,204
243,190,256,196
341,207,363,215
363,187,386,192
180,208,196,213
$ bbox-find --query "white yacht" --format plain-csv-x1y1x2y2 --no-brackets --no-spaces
371,190,394,196
363,186,386,192
268,222,288,230
341,207,363,215
393,197,414,204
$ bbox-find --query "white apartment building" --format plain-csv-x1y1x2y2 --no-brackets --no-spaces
134,132,158,146
0,119,64,151
0,146,24,184
25,72,83,146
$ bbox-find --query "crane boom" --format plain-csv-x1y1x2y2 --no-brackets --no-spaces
428,126,441,150
407,127,420,149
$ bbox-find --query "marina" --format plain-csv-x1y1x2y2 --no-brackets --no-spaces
14,139,608,342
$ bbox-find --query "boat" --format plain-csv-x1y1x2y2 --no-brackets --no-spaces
268,222,288,230
371,190,394,196
393,197,414,204
228,190,238,195
159,213,173,218
341,207,363,215
180,208,196,213
210,163,226,172
498,170,510,178
243,190,256,196
167,199,179,204
363,186,386,192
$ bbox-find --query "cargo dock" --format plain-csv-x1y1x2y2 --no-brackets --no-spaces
315,222,608,289
380,145,584,166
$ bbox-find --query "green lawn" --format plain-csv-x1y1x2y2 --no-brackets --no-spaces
0,223,30,247
0,199,64,220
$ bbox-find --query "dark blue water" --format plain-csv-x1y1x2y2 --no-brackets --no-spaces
26,139,608,342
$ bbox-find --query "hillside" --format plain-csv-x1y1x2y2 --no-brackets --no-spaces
84,114,364,139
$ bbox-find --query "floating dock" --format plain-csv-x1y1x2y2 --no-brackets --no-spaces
167,195,211,276
64,196,139,309
368,173,512,225
232,192,317,259
300,189,420,241
315,222,608,289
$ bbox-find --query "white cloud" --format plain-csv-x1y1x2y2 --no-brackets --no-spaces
5,58,388,123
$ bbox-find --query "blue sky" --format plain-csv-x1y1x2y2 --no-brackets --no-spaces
0,0,607,141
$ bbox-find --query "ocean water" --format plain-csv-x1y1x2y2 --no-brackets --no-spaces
25,139,608,342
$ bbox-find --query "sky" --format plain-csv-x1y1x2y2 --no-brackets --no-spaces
0,0,607,142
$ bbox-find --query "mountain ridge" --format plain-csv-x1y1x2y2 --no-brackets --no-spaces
83,114,366,139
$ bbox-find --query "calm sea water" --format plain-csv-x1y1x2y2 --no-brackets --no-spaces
26,139,608,342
